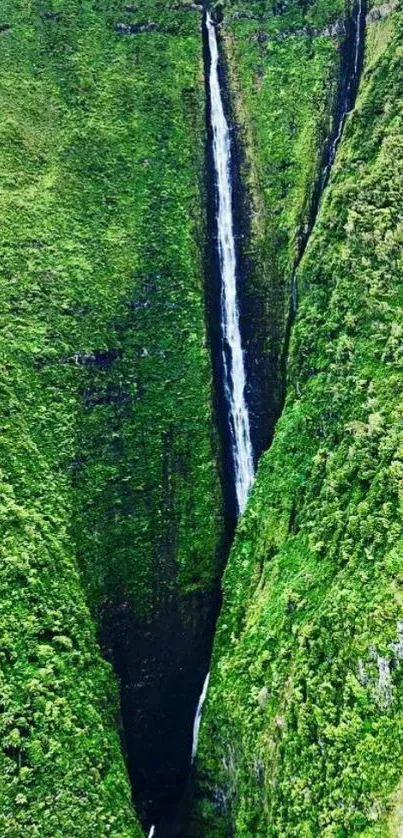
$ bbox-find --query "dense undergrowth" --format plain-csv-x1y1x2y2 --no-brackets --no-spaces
0,0,222,833
192,3,403,836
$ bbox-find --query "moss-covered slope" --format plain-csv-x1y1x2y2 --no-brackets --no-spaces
193,4,403,836
0,0,221,832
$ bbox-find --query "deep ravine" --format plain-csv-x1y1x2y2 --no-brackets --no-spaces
148,10,256,837
146,2,366,835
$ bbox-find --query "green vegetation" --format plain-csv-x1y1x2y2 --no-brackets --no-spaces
66,3,224,613
2,0,402,834
0,0,222,832
193,4,403,837
216,0,350,433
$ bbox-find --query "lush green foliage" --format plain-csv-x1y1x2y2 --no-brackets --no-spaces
193,6,403,837
0,0,222,832
64,2,224,612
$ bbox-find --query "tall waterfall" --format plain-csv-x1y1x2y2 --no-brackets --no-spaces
206,11,254,516
185,11,256,776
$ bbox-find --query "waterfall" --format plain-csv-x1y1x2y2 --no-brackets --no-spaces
354,0,364,76
186,13,256,772
191,672,210,763
322,0,365,188
206,11,255,516
145,21,256,821
148,828,155,838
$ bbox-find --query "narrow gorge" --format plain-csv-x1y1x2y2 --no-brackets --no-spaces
0,1,402,838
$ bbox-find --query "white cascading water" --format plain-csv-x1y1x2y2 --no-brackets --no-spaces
188,12,256,772
148,828,155,838
206,10,254,516
191,672,210,763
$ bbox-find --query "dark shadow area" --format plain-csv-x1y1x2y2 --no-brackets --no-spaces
100,588,222,836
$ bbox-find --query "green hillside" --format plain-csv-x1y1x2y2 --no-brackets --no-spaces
0,0,222,833
192,4,403,836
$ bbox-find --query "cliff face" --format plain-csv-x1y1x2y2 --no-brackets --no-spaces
192,3,403,836
217,0,351,456
0,0,222,831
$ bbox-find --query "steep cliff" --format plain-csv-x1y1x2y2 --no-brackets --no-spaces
0,0,222,832
215,0,354,454
192,2,403,836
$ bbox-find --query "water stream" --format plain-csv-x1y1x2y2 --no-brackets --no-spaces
321,0,365,190
291,0,365,320
206,10,255,517
185,8,257,778
191,672,210,763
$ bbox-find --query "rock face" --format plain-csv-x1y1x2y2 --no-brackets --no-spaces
115,21,158,34
191,3,403,836
367,1,400,22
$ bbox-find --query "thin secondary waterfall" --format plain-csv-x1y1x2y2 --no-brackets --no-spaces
191,672,210,763
322,0,365,189
206,10,255,517
292,0,365,321
354,0,364,76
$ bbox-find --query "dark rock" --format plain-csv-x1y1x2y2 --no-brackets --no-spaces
170,2,203,11
230,11,261,20
70,348,120,368
115,21,158,35
42,11,63,21
250,20,345,43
